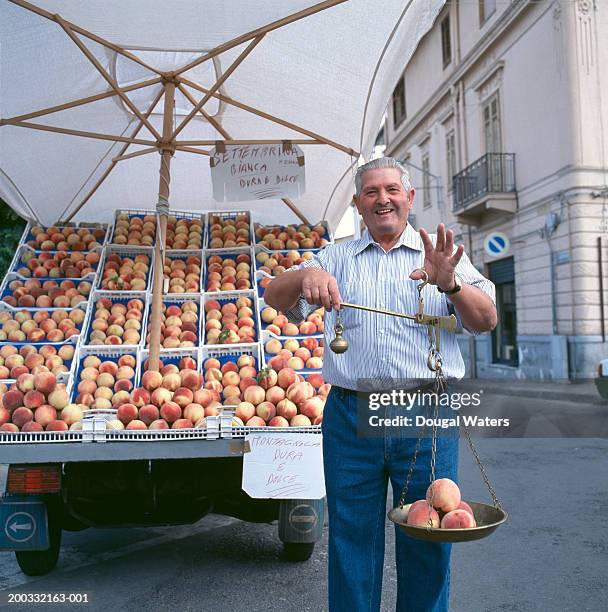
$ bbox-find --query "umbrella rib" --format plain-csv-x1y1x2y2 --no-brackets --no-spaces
175,139,325,146
8,0,164,76
178,77,358,157
113,147,159,162
176,83,231,139
4,120,156,146
174,146,211,156
172,0,349,77
55,16,162,142
172,35,264,140
0,77,163,125
59,88,165,223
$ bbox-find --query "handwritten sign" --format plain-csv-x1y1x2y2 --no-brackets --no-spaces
210,143,305,201
242,433,325,500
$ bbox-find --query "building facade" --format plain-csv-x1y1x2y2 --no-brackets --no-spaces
384,0,608,380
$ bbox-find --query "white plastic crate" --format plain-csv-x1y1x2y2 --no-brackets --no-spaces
137,347,201,388
205,210,253,250
260,330,324,374
20,224,109,251
203,247,254,293
143,294,202,350
81,290,149,348
201,290,258,346
95,245,154,293
253,220,333,247
0,342,78,385
257,296,324,337
0,430,84,444
153,249,204,296
219,408,321,439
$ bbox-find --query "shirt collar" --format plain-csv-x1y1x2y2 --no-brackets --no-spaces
353,223,423,256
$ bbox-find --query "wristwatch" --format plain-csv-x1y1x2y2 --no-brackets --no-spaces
437,275,462,295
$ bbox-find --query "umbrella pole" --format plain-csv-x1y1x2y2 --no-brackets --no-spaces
148,79,176,372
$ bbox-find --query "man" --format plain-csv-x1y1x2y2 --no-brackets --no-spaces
265,157,497,611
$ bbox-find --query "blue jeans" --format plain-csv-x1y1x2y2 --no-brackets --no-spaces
322,386,459,612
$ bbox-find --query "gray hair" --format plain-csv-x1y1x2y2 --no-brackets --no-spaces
354,157,412,196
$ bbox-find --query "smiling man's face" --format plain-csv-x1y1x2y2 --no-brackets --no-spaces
353,168,415,245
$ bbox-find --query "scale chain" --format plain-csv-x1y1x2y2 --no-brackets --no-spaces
463,426,503,510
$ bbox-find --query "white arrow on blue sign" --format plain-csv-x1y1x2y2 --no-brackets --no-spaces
484,232,510,258
5,511,37,543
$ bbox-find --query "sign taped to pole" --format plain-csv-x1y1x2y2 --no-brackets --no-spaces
210,143,305,201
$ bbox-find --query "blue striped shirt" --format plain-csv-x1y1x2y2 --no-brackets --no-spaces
284,223,495,391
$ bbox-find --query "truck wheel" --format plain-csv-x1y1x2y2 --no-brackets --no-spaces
15,513,62,576
282,541,315,562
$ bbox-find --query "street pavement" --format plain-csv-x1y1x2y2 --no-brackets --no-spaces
0,383,606,612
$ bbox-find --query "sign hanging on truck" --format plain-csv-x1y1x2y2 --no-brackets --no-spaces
210,143,306,202
242,433,325,499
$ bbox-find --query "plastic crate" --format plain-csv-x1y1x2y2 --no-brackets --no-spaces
204,248,254,293
202,291,258,346
253,220,332,247
261,330,324,374
0,342,77,385
257,297,324,337
0,430,84,444
109,209,157,247
164,212,205,251
143,294,202,350
8,244,102,281
95,245,153,293
205,210,253,249
81,291,149,348
21,224,108,251
154,250,204,295
0,273,94,311
219,407,321,439
68,345,139,405
254,270,273,299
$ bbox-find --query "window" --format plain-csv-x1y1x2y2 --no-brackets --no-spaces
441,16,451,68
488,257,518,366
422,154,431,208
446,130,456,191
479,0,496,25
483,93,502,153
392,76,406,128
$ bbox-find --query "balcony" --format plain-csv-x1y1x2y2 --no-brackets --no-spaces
452,153,517,224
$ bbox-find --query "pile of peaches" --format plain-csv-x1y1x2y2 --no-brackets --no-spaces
25,226,106,251
406,479,478,530
97,252,150,291
255,223,329,250
115,357,210,429
260,305,323,336
2,279,92,309
111,214,156,246
210,358,329,427
14,250,100,279
204,297,257,345
164,216,203,250
207,214,251,249
0,309,84,343
0,344,75,381
0,372,80,432
145,301,199,349
264,336,323,371
255,250,315,277
86,297,145,346
162,255,201,293
72,353,137,410
205,253,252,292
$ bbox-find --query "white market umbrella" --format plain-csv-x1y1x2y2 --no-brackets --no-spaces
0,0,445,368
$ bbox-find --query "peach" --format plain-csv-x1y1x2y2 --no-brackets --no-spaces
46,419,69,431
162,372,182,392
117,403,138,425
118,354,137,368
287,356,305,370
1,423,19,432
17,373,36,393
99,361,118,376
257,369,278,390
183,403,204,423
457,500,474,515
318,383,332,397
245,416,266,427
256,401,276,422
23,390,45,409
313,415,323,425
307,373,325,389
116,366,135,380
12,407,34,428
266,386,286,405
204,404,221,417
426,478,461,513
151,387,172,408
3,389,25,411
193,388,215,408
405,500,441,528
48,388,69,410
131,388,151,408
142,370,163,391
290,414,312,427
160,401,182,423
126,420,147,430
268,416,289,427
276,399,298,420
243,385,266,406
149,419,169,430
440,509,476,529
300,396,324,420
235,401,256,422
173,387,194,408
277,368,298,389
21,421,44,432
286,381,315,405
114,379,133,393
34,371,57,394
180,369,202,390
61,404,83,426
96,372,115,388
138,404,160,425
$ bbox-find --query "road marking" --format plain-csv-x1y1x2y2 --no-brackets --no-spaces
0,514,238,591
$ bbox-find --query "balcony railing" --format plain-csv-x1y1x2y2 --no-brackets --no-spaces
452,153,516,212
